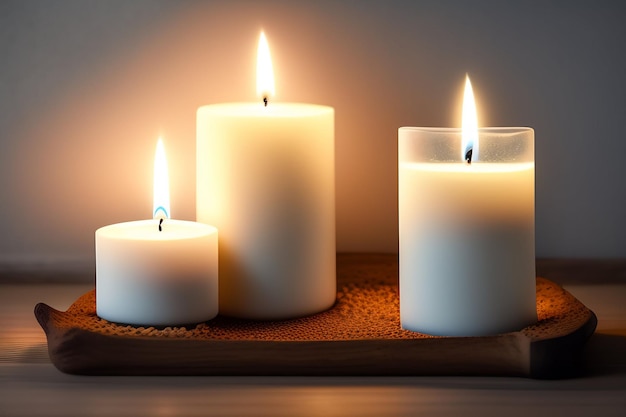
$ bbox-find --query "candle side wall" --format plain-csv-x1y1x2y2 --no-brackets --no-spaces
197,104,336,319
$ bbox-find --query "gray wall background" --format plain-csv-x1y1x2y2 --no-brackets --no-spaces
1,0,625,275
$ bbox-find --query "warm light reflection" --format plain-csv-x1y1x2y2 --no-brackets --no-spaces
462,75,479,162
153,138,170,219
256,31,275,103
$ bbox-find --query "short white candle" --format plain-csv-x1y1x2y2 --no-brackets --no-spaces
96,139,218,326
398,76,537,336
196,32,336,320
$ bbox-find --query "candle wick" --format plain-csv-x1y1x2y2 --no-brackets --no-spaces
158,218,163,232
263,97,268,107
465,148,473,164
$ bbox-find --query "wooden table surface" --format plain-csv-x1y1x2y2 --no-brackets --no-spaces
1,255,625,417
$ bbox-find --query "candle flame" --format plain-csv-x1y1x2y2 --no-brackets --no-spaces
153,138,170,220
462,75,479,162
256,31,275,103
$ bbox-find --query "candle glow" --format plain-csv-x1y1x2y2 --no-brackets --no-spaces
153,138,170,220
462,75,479,162
256,31,275,102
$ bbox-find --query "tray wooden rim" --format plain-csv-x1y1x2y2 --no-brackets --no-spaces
34,257,597,379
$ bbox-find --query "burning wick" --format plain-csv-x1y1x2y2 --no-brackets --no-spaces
263,96,268,107
158,218,163,232
465,148,473,164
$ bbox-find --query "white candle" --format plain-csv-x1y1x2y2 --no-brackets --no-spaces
196,32,335,320
96,139,218,326
398,76,537,336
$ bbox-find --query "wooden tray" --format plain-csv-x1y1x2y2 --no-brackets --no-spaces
34,254,596,379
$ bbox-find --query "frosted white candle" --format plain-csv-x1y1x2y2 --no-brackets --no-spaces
398,77,537,336
96,139,219,326
196,32,335,320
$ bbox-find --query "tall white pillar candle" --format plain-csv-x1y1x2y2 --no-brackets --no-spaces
96,139,219,326
196,32,335,320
